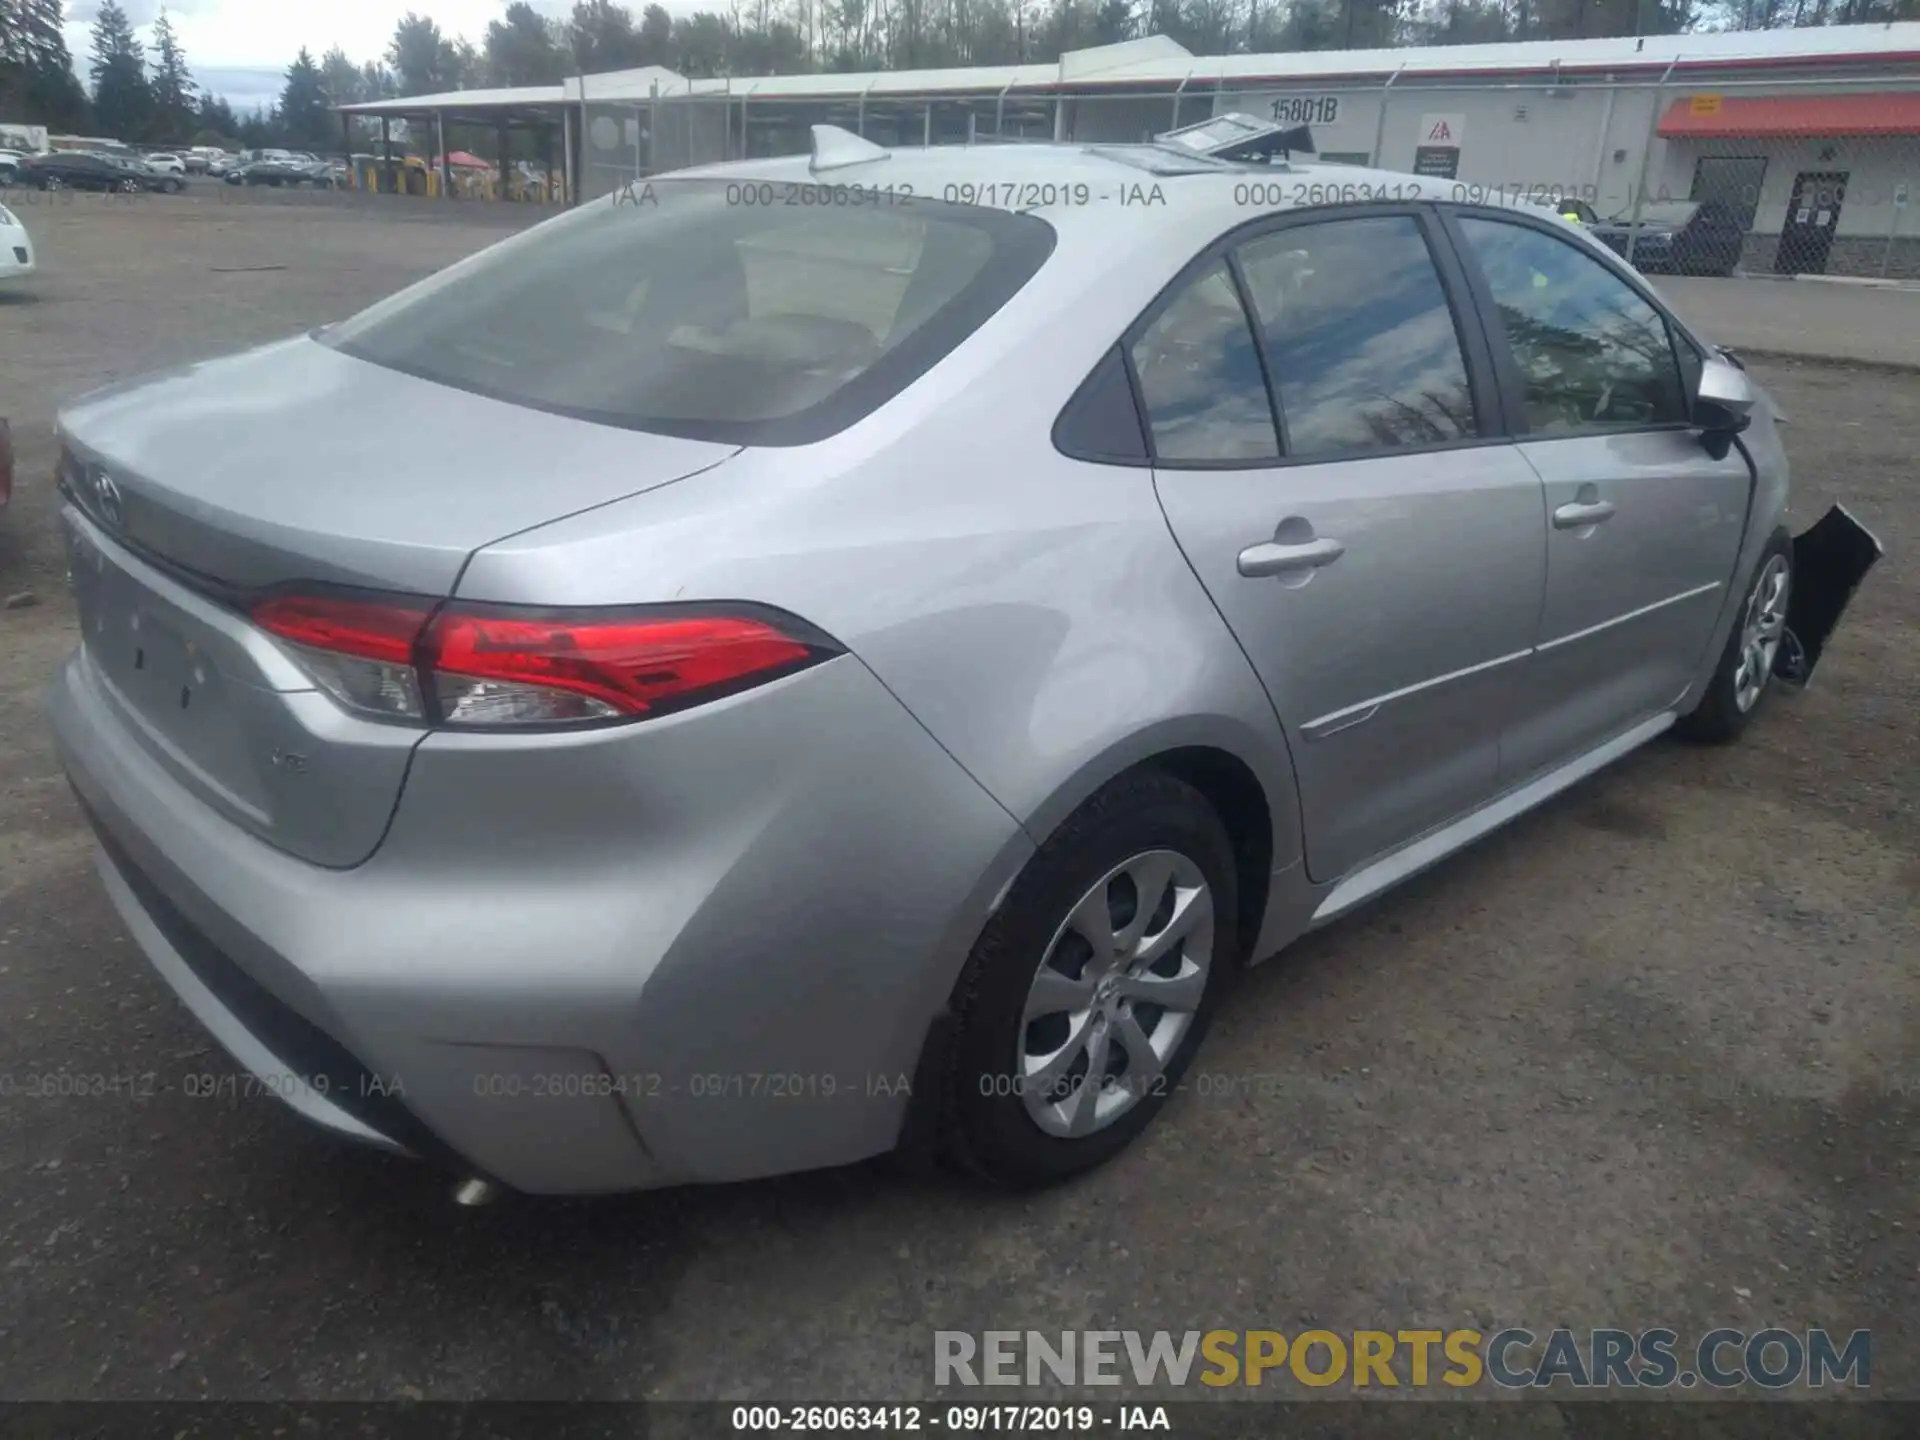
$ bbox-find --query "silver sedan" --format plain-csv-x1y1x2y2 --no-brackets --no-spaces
48,133,1867,1196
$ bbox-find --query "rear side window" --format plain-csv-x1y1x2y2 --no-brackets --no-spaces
1236,215,1477,458
1128,261,1278,463
1457,216,1688,435
323,180,1055,446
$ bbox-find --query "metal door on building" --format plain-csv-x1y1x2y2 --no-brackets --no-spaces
1776,171,1848,275
1690,154,1767,233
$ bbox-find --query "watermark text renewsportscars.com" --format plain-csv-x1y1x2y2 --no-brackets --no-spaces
935,1328,1870,1391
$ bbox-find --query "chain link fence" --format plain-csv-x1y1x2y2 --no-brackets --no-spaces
580,69,1920,280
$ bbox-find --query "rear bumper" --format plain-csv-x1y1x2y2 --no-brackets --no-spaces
51,642,1031,1194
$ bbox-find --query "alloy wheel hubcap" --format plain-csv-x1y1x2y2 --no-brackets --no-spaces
1016,849,1213,1139
1732,554,1791,714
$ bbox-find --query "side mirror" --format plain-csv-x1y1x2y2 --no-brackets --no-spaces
1694,354,1754,437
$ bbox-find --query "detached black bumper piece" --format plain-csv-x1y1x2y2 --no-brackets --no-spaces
1776,504,1884,687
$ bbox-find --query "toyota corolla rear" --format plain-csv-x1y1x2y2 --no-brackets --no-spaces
47,178,1057,1192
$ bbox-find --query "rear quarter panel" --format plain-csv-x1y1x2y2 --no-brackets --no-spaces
454,215,1305,885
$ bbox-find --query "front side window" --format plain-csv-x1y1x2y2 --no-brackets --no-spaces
323,180,1054,446
1457,216,1688,436
1128,260,1278,463
1236,215,1477,458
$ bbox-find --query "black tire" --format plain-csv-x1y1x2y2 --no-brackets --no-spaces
1676,533,1792,744
941,769,1238,1188
117,177,140,193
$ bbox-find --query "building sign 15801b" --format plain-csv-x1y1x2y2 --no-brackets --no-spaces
1268,96,1341,126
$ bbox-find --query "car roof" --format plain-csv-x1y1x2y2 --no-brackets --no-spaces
665,141,1563,257
1601,199,1699,226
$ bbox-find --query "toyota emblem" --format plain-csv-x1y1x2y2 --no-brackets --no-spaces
93,470,124,527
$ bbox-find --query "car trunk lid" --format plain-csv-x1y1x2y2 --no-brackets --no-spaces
59,334,738,593
57,335,739,866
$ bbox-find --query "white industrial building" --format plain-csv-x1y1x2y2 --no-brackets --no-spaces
340,20,1920,276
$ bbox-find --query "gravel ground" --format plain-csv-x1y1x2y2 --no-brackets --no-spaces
0,190,1914,1406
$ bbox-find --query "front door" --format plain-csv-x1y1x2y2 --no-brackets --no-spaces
1142,211,1546,884
1776,171,1847,275
1448,212,1751,781
1691,154,1767,234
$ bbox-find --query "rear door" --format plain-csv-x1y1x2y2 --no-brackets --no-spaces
1776,171,1847,276
55,154,104,188
1146,208,1547,884
1444,209,1750,782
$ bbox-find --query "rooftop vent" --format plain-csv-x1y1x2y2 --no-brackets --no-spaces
1152,112,1316,165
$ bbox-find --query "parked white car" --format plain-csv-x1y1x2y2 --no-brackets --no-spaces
0,149,22,186
0,200,34,280
144,152,186,175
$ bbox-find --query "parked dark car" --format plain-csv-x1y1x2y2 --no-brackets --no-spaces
1588,199,1745,277
24,151,184,193
105,154,187,193
228,157,336,188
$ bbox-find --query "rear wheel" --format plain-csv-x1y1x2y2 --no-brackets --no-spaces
942,770,1237,1187
1677,538,1791,743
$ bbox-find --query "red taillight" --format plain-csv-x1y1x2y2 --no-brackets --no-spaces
425,608,817,722
252,592,432,663
250,589,836,729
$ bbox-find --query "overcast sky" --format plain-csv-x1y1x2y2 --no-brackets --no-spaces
60,0,652,113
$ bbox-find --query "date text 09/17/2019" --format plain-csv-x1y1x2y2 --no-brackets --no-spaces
729,1404,1171,1432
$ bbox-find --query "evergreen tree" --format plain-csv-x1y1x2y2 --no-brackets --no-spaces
278,46,331,149
149,9,196,142
568,0,645,72
360,60,396,100
637,3,674,64
387,12,462,95
191,89,240,146
321,44,363,106
88,0,151,140
486,2,566,86
1,0,89,129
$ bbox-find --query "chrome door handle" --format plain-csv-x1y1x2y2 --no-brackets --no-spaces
1237,536,1346,578
1553,500,1616,529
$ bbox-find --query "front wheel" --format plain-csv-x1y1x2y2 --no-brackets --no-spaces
1676,538,1791,743
942,770,1237,1187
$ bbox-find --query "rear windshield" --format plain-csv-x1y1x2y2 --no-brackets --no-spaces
323,177,1056,445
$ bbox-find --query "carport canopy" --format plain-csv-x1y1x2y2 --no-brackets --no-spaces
1659,92,1920,139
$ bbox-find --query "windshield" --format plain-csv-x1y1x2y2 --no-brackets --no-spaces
323,177,1056,445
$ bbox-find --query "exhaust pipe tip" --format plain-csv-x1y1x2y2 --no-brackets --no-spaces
452,1177,498,1208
